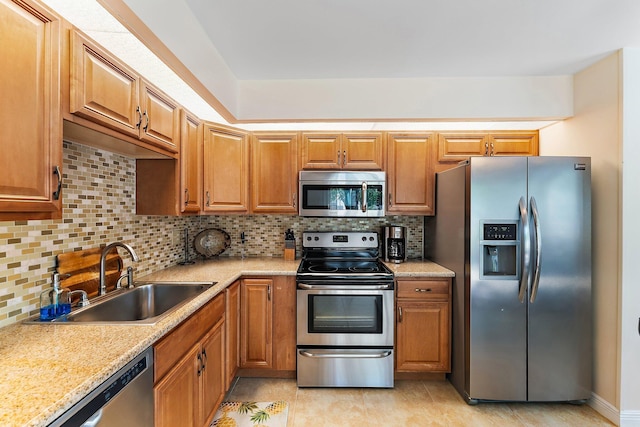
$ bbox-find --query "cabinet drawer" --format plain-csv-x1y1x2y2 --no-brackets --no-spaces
154,293,224,381
396,279,450,300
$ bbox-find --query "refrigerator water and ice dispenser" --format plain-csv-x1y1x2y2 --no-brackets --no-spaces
480,222,518,278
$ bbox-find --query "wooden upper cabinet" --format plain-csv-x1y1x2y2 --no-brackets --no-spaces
139,79,180,153
251,132,299,213
343,133,384,170
70,30,139,137
489,132,539,156
180,110,203,213
301,132,383,170
69,30,179,156
0,0,63,220
386,132,435,215
438,131,539,162
437,132,489,162
203,124,249,213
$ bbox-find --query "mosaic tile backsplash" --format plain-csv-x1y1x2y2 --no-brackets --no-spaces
0,141,424,328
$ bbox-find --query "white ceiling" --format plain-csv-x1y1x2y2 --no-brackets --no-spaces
43,0,640,127
182,0,640,80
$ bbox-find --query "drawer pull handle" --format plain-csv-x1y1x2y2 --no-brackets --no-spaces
415,288,432,293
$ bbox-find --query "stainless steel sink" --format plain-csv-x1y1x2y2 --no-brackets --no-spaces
26,282,215,325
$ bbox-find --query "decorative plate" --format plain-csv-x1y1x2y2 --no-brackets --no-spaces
194,228,231,257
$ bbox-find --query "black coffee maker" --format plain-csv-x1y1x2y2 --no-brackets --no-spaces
382,225,407,263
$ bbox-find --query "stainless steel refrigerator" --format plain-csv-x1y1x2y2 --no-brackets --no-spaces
426,156,591,404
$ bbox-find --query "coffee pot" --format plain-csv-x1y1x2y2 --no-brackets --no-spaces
382,225,407,263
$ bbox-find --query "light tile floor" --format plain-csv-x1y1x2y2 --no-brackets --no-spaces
224,377,614,426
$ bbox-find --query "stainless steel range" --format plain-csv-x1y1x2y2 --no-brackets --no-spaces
296,231,395,388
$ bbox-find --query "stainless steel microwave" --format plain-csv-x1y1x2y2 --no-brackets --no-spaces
298,171,386,217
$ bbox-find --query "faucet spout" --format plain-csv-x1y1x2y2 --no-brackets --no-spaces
99,242,139,296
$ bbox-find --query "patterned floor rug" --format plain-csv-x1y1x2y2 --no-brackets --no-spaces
210,401,289,427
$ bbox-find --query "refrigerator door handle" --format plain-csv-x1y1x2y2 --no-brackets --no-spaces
529,196,542,303
518,197,531,303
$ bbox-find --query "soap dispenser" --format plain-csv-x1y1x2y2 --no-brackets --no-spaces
39,273,70,321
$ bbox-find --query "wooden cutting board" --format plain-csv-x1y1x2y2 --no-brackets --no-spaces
56,246,123,299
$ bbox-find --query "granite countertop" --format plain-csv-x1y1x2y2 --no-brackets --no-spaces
0,257,452,427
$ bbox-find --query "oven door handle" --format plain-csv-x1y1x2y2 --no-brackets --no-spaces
297,282,393,290
299,350,392,359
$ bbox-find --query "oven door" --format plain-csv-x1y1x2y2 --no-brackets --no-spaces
296,285,394,347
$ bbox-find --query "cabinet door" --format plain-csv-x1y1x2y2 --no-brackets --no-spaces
272,276,297,371
240,278,273,369
203,125,249,213
489,131,539,156
251,133,298,213
342,132,384,170
396,300,450,372
180,110,203,213
225,281,240,389
301,133,341,169
0,0,62,219
386,132,435,215
437,132,489,162
200,319,225,427
70,30,140,138
155,344,200,427
139,79,180,153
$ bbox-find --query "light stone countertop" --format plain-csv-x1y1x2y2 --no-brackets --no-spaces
0,257,452,427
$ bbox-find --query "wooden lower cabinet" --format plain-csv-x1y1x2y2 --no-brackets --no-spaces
240,276,296,374
395,278,451,373
240,278,273,369
155,345,200,427
225,280,240,389
200,323,225,426
154,293,225,427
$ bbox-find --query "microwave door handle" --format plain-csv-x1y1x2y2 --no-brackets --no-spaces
362,182,367,213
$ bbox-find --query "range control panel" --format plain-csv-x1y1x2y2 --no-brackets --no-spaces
483,223,517,241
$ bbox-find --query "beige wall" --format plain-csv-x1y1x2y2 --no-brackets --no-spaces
539,52,621,416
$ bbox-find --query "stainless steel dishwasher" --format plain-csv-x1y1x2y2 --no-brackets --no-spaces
49,347,154,427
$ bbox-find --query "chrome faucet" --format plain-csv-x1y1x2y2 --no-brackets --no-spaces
99,242,139,296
